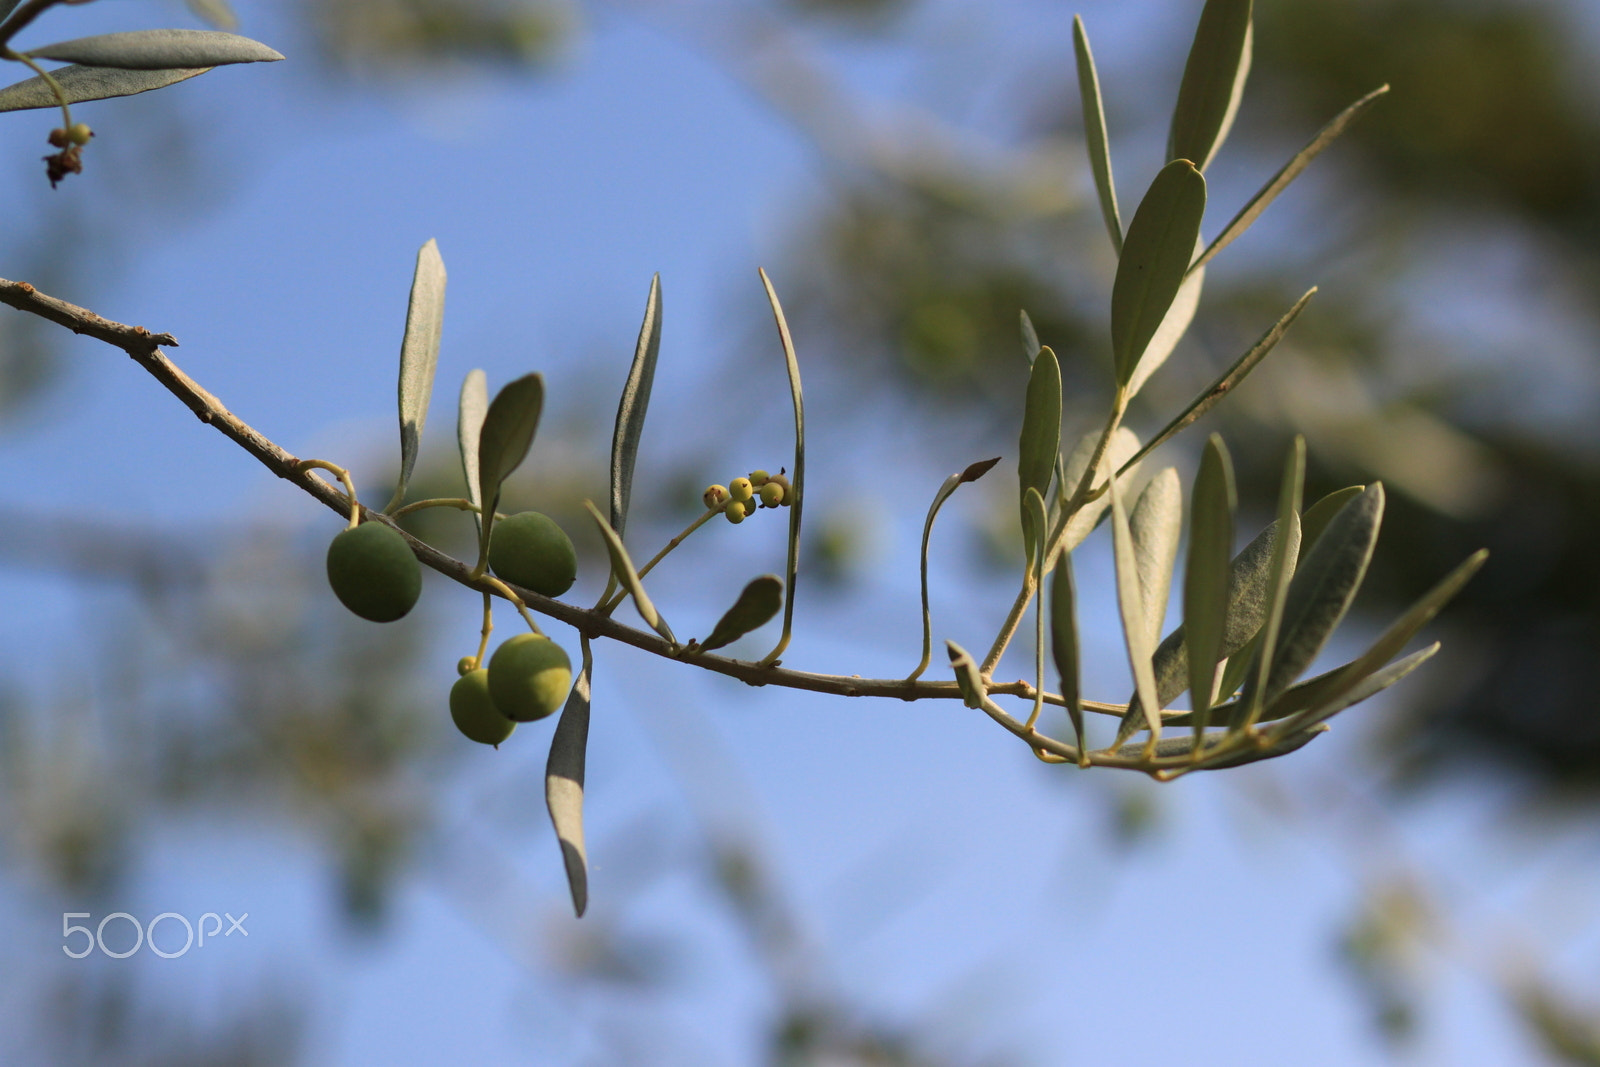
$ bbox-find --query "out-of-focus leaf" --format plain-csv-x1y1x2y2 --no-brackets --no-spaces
1168,0,1253,170
946,640,986,710
1130,467,1183,653
386,239,446,513
1193,85,1388,272
186,0,239,31
0,64,207,112
907,456,1000,681
1111,465,1162,742
457,369,488,536
546,638,592,917
1186,436,1235,737
584,501,673,643
1050,549,1085,754
1125,247,1204,399
1020,308,1041,363
1059,426,1143,555
1111,160,1207,388
1025,485,1051,728
1300,485,1364,557
1236,437,1305,727
1108,725,1320,768
27,29,283,70
609,274,660,540
476,373,544,560
698,575,783,653
1177,642,1436,729
0,2,22,26
759,269,805,665
1018,345,1062,557
1277,644,1437,736
1073,14,1123,254
1119,289,1314,474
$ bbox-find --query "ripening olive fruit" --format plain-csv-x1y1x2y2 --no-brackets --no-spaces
767,473,792,505
450,669,515,746
748,469,770,487
67,123,93,146
727,477,754,502
759,481,785,508
47,127,69,148
725,500,748,524
703,484,729,510
326,522,422,622
488,634,572,722
488,511,577,597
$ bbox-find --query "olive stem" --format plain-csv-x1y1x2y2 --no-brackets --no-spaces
597,508,719,615
295,459,360,529
473,590,494,667
2,46,71,129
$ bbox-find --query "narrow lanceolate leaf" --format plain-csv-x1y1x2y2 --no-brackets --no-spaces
1109,726,1320,769
1299,485,1365,559
1020,309,1041,363
1119,288,1315,476
1125,246,1204,400
0,64,208,112
1273,644,1438,737
1050,550,1086,755
698,575,784,652
27,30,283,70
1024,487,1050,576
1192,85,1389,273
1058,426,1143,556
907,456,1000,681
1025,486,1051,728
1167,0,1253,171
1224,642,1438,729
946,640,987,710
1130,467,1183,653
1237,438,1306,728
476,373,544,560
1018,345,1062,558
1111,468,1162,742
759,269,805,665
386,239,447,513
0,1,22,25
546,637,593,918
1111,160,1206,388
1185,436,1235,737
186,0,239,31
585,500,674,643
1073,14,1123,255
610,274,661,539
457,369,489,535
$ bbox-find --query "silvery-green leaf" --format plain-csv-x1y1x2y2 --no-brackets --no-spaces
907,456,1000,681
1119,288,1314,475
1050,550,1085,753
1193,86,1388,272
759,269,805,665
946,640,986,710
1020,309,1041,363
1111,160,1207,388
1217,642,1437,729
1235,437,1305,726
1130,467,1183,653
1073,14,1123,255
1274,644,1438,736
26,29,282,70
545,638,592,917
476,373,544,560
0,64,207,112
1167,0,1253,171
1107,725,1320,768
609,274,661,540
457,369,488,536
386,239,447,513
1300,485,1364,558
1111,466,1162,741
186,0,238,31
1059,426,1143,555
585,500,673,643
1185,436,1235,737
1018,345,1062,557
1025,485,1051,730
1024,486,1049,573
698,575,783,653
1125,244,1204,400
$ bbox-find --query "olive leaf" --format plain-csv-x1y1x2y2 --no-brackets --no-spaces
1018,345,1062,559
1109,724,1321,770
1235,437,1305,727
26,29,283,70
1118,288,1314,475
1049,549,1086,757
1025,486,1051,728
1020,308,1041,363
610,274,661,540
1130,467,1183,653
1272,643,1438,737
1197,641,1437,731
1110,463,1162,742
1058,426,1143,557
1184,435,1235,738
698,575,784,653
1111,160,1206,389
907,456,1000,682
0,64,207,112
758,269,805,666
457,369,488,536
945,640,987,710
476,373,544,561
385,239,447,513
1192,86,1388,273
546,637,593,918
1125,240,1204,400
584,500,674,644
1299,485,1364,557
1167,0,1252,171
186,0,239,31
1073,14,1123,254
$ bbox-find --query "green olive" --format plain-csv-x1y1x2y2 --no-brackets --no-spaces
759,481,785,508
767,473,792,505
67,123,93,146
326,522,422,622
487,634,572,722
703,484,729,510
488,511,577,598
725,500,748,524
728,477,754,502
450,669,515,746
748,469,770,487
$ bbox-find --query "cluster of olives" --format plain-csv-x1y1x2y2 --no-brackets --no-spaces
703,468,792,524
323,510,579,747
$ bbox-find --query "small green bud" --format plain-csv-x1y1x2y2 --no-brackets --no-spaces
728,477,754,502
67,123,93,146
487,634,572,722
759,481,785,508
725,500,748,524
704,484,729,510
450,668,515,746
488,511,577,598
748,469,770,487
326,522,422,622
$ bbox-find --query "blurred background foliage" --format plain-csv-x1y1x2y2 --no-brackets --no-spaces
4,0,1600,1062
